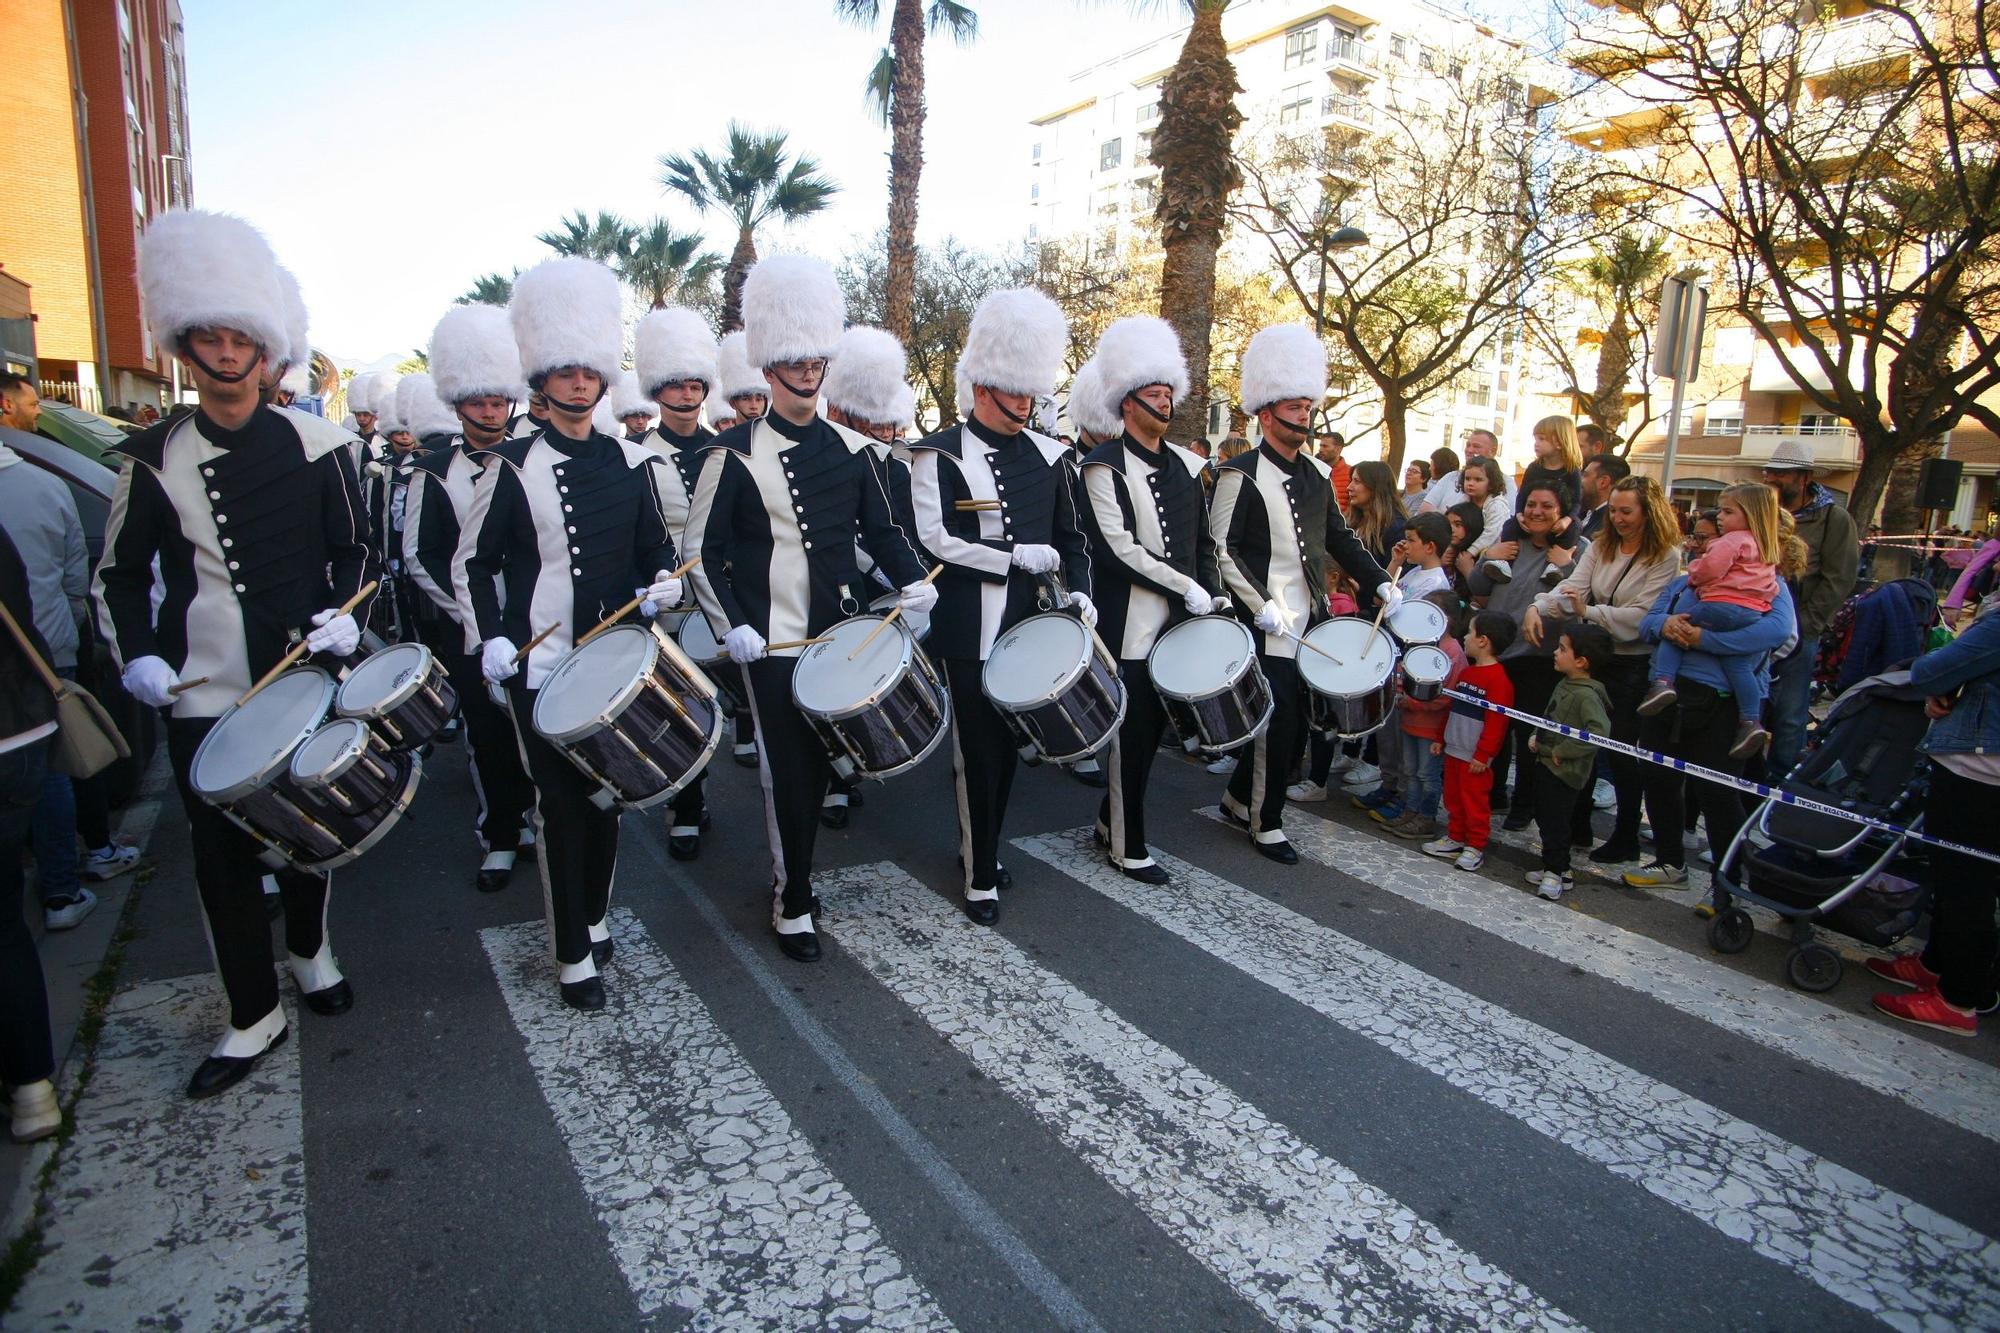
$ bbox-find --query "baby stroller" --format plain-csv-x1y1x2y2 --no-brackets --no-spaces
1707,670,1934,992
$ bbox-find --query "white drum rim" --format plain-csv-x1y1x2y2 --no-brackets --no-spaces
335,641,434,716
1403,644,1452,683
676,611,726,665
533,625,660,745
1296,616,1399,698
982,612,1092,710
792,615,920,719
1387,598,1449,645
190,667,336,803
291,718,371,788
1148,615,1256,701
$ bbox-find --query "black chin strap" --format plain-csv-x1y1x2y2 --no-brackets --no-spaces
766,367,820,400
180,337,262,385
1125,388,1174,425
660,399,702,417
990,397,1029,427
1267,411,1311,444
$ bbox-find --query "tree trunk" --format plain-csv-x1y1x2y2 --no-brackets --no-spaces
721,228,758,333
1588,305,1633,446
1378,387,1409,479
883,0,925,342
1843,428,1902,534
1879,436,1943,537
1152,5,1242,447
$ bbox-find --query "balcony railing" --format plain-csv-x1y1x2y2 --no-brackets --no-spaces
1322,95,1373,126
1324,38,1378,72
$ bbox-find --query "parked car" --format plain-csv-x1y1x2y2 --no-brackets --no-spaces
34,399,138,466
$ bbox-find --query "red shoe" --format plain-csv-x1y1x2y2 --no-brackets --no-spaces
1864,954,1941,990
1871,989,1977,1037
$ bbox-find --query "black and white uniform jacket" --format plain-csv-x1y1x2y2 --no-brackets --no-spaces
637,422,719,541
907,417,1092,661
345,429,380,482
684,413,924,655
403,437,501,648
1079,433,1221,660
1209,441,1390,659
854,440,928,594
452,428,677,689
93,405,377,719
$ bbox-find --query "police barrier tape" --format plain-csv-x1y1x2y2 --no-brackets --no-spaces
1441,687,2000,868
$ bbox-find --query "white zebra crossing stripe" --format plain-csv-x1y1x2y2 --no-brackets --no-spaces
12,976,309,1331
1207,805,2000,1147
817,862,1581,1332
481,910,950,1330
1022,827,2000,1329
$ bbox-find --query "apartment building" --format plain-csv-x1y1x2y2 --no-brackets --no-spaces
0,0,192,416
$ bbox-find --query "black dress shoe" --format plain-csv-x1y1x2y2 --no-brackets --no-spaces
1254,839,1300,865
955,856,1012,891
668,833,700,861
847,788,866,810
476,865,513,893
300,979,353,1017
733,747,760,768
591,937,614,968
186,1027,287,1100
1119,861,1171,885
776,929,821,962
560,976,606,1011
819,803,850,830
963,896,999,926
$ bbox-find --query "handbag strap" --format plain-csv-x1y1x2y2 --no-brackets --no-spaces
0,598,65,698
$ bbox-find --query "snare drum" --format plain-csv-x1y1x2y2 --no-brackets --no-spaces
285,718,422,870
533,624,722,810
1386,598,1448,647
1297,617,1400,737
868,590,930,643
791,615,950,779
336,641,458,752
982,612,1125,763
188,668,341,870
676,611,747,714
1147,616,1272,753
1400,644,1452,702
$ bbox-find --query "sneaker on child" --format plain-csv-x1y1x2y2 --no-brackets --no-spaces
1341,762,1381,787
43,887,98,932
1453,846,1486,872
1623,861,1688,888
1206,754,1238,776
82,843,140,880
1422,836,1464,859
1286,780,1329,802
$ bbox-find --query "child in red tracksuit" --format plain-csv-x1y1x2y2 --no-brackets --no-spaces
1383,594,1465,842
1427,610,1518,872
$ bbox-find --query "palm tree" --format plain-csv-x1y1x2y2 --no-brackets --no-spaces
536,210,639,263
836,0,980,341
1571,231,1670,450
620,219,724,310
658,124,841,331
1150,1,1244,445
395,348,429,374
458,272,516,305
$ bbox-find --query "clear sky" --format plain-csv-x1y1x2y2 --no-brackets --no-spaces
184,0,1173,367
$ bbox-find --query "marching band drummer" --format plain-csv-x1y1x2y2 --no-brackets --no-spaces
907,288,1093,926
93,209,376,1098
1210,325,1401,864
402,304,537,892
683,256,935,963
453,257,683,1012
710,329,772,767
1077,318,1229,884
345,371,385,476
633,306,724,861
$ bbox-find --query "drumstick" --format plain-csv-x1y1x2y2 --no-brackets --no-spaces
168,676,210,696
954,499,1002,511
763,637,831,651
237,580,379,707
575,556,704,651
849,563,944,660
1364,594,1393,656
512,624,561,664
1284,628,1347,668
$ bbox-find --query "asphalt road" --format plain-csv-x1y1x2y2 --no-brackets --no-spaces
8,709,1999,1332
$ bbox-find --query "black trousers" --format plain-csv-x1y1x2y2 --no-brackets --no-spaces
742,657,831,919
1923,765,2000,1011
668,769,706,835
1099,659,1167,866
166,717,330,1031
944,656,1018,894
1502,656,1559,816
1638,679,1749,870
1569,655,1647,846
506,683,618,968
1226,653,1305,838
1534,773,1588,872
422,621,533,854
0,741,53,1087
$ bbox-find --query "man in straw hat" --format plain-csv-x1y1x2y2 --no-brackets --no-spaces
403,303,536,892
454,257,683,1011
683,255,935,963
94,208,377,1097
1211,323,1400,864
1078,317,1229,884
908,287,1094,926
1757,435,1858,776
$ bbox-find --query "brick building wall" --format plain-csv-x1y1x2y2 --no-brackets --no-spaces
0,0,98,376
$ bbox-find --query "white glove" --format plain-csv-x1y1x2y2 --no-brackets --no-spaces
638,570,683,618
1183,583,1214,616
724,624,767,664
122,655,180,707
1376,581,1406,614
898,579,939,616
482,637,519,684
1068,591,1098,628
1208,595,1233,615
1254,600,1289,635
305,609,361,657
1009,543,1061,574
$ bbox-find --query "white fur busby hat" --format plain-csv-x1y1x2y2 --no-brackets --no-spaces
610,370,655,423
633,307,718,396
397,373,457,439
1094,316,1188,419
372,373,406,433
1065,360,1121,440
1239,323,1327,416
345,371,381,417
742,254,845,369
430,303,525,405
137,208,291,360
509,256,624,387
956,288,1068,400
591,397,620,436
279,361,312,398
716,332,767,403
824,326,915,428
276,267,310,372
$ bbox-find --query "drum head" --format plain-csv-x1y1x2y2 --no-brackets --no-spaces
535,627,655,742
1150,616,1254,699
337,642,431,714
191,668,334,799
1297,617,1398,696
794,617,914,716
292,718,369,784
869,591,930,641
1387,599,1448,645
1403,644,1452,684
677,612,725,664
984,614,1090,709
